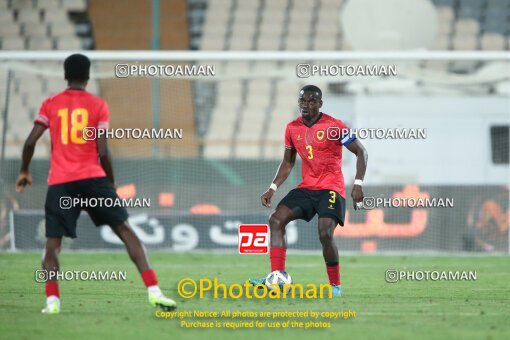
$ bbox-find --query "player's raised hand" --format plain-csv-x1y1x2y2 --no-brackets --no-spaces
261,189,275,208
16,172,33,192
351,185,363,210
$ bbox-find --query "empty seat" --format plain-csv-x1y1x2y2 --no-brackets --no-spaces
228,36,253,50
454,19,480,35
17,10,41,24
259,20,283,35
49,21,76,37
62,0,88,12
201,37,225,50
0,23,21,37
313,34,338,50
235,116,265,159
202,23,227,37
480,33,506,50
438,21,452,35
316,20,340,36
288,19,312,33
288,11,313,27
230,23,255,35
0,11,14,23
452,35,478,49
248,79,272,94
293,0,317,9
260,16,284,36
437,6,454,21
233,9,258,22
265,1,289,10
206,114,237,141
208,0,233,8
27,36,53,49
203,11,229,25
236,1,260,10
37,0,61,10
17,10,42,24
430,35,450,49
55,36,81,49
257,35,281,50
1,36,25,49
11,0,34,10
261,10,285,22
285,37,310,50
43,11,69,23
320,0,344,8
23,22,49,36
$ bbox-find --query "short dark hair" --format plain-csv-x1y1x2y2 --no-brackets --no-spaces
300,85,322,99
64,54,90,82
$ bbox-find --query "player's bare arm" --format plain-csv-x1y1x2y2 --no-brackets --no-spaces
16,123,47,192
96,135,115,186
261,147,297,208
345,139,368,210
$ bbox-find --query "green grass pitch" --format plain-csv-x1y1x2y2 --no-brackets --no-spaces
0,252,509,340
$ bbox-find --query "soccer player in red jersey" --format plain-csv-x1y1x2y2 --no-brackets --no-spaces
250,85,368,296
15,54,176,313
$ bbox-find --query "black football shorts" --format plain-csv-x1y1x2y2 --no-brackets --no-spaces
44,177,128,238
278,188,346,226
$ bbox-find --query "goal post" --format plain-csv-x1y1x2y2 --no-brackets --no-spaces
0,50,508,254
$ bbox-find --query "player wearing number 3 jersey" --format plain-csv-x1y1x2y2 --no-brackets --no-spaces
249,85,368,297
15,54,176,314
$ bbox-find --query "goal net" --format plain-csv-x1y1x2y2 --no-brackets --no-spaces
0,51,508,253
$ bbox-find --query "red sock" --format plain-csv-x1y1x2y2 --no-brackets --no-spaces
326,262,341,286
270,247,286,272
45,281,60,298
141,269,158,287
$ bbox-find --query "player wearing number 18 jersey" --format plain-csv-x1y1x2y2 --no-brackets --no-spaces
250,85,368,296
15,54,176,314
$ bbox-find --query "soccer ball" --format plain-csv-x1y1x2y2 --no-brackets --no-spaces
265,270,292,292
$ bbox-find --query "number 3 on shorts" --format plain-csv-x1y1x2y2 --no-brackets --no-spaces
329,191,336,203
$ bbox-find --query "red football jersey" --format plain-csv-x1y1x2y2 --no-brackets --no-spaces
34,89,109,185
284,113,355,198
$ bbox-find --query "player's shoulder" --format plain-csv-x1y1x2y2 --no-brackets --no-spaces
320,112,337,123
42,90,66,105
73,90,107,106
320,112,347,126
286,116,303,128
83,90,105,102
44,89,102,103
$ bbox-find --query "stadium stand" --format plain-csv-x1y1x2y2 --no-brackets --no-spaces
0,0,90,158
89,0,198,157
1,0,509,159
197,0,510,158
